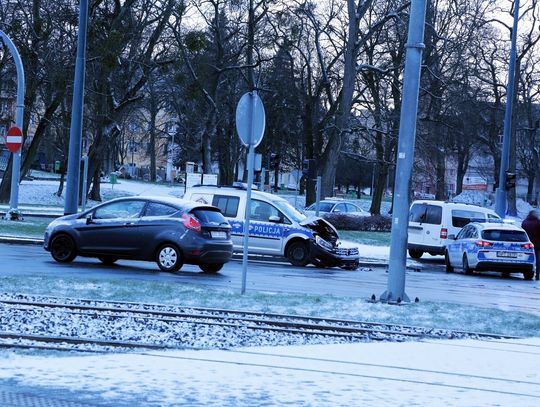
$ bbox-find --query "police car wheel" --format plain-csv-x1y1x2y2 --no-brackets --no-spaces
444,251,454,273
523,270,534,280
462,254,473,275
286,241,310,267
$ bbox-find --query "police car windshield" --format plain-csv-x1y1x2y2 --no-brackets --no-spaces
272,200,306,222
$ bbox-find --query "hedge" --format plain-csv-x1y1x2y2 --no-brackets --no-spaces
321,213,392,232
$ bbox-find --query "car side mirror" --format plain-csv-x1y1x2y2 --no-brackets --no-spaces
86,214,93,225
448,234,456,240
268,215,280,223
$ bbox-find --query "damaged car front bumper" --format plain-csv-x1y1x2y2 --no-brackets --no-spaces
309,235,360,270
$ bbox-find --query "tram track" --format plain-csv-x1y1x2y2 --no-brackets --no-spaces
0,293,519,353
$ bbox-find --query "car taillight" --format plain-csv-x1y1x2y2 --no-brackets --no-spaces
522,243,534,249
475,240,493,247
181,213,201,232
440,228,448,239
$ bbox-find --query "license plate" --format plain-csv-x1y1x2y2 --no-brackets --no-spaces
497,251,518,258
211,231,227,239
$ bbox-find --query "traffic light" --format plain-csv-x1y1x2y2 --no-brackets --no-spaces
505,171,516,190
269,153,279,170
302,159,315,179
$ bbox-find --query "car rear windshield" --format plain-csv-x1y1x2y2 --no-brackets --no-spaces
409,204,442,224
191,208,228,225
481,230,529,242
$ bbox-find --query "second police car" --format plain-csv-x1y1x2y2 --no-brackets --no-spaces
445,220,535,280
183,184,360,270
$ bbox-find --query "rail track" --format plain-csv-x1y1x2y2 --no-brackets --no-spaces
0,293,520,353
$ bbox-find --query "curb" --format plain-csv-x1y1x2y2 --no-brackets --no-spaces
0,236,43,245
0,236,390,268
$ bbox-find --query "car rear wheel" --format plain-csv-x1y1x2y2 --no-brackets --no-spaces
98,256,118,266
156,244,183,272
50,234,77,263
523,270,534,280
408,249,423,259
199,263,224,273
286,241,310,267
444,251,454,273
462,254,473,275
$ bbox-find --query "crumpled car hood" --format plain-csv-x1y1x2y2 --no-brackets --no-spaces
300,216,339,244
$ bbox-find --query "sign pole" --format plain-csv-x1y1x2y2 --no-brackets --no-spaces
236,90,266,294
0,31,25,216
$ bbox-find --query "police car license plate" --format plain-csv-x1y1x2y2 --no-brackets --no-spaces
211,231,227,239
497,251,517,258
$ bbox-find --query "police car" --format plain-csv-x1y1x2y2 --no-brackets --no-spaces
444,220,535,280
183,184,360,269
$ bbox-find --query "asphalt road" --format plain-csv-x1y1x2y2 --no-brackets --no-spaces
1,242,539,315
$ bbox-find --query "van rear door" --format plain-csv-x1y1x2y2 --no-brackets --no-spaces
408,203,426,246
421,204,444,249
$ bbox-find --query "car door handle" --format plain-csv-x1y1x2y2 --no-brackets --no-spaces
124,222,136,226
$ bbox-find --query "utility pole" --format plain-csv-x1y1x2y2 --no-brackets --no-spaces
380,0,427,304
64,0,89,215
495,0,520,218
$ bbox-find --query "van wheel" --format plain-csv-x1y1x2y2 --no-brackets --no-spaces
462,254,473,275
50,234,77,263
286,241,310,267
444,251,454,273
409,249,423,259
156,244,183,272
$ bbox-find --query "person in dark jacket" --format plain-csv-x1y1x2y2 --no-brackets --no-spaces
522,210,540,280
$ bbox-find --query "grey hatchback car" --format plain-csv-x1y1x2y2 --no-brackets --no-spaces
44,196,233,273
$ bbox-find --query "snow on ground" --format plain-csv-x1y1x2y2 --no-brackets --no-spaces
1,338,539,406
452,190,533,220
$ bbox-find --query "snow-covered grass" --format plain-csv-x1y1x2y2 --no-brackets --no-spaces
0,275,538,337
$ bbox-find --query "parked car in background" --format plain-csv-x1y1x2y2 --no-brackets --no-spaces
184,184,360,269
445,221,535,280
408,200,500,258
304,199,370,217
44,196,233,273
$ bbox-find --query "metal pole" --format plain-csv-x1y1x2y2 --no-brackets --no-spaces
81,155,88,211
0,31,25,215
64,0,89,215
241,144,255,294
495,0,520,218
315,176,321,216
259,168,265,191
380,0,427,303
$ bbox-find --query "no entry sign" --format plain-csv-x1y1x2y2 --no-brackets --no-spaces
6,126,23,153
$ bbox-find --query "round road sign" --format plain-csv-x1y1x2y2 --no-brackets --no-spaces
5,126,23,153
236,91,265,147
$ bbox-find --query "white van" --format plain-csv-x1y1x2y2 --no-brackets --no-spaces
407,200,500,258
183,184,360,269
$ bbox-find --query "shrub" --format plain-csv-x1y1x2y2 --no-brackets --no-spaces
322,213,391,232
